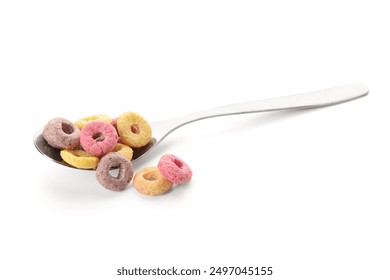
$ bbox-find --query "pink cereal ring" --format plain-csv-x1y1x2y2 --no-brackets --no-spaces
80,121,118,157
157,154,192,184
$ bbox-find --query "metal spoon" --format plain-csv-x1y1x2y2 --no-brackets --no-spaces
33,83,369,169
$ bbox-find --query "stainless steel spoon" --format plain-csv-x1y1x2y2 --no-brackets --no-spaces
34,83,369,169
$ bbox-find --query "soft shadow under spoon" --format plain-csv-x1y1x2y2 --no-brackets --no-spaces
33,83,369,169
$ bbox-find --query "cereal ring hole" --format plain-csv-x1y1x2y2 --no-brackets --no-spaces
143,172,157,181
109,168,120,178
173,158,183,168
62,122,75,134
131,124,139,134
92,132,105,142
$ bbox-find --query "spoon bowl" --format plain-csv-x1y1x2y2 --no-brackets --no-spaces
34,83,369,169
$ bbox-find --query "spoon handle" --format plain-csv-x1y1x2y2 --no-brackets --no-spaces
170,83,368,127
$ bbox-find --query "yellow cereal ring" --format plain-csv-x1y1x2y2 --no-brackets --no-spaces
133,166,173,196
74,114,112,129
111,143,133,161
117,112,152,148
60,150,99,169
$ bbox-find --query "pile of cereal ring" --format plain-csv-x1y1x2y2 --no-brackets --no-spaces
42,112,192,194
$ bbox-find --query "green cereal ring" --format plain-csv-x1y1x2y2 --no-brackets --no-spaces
74,114,112,129
60,150,99,169
117,112,152,148
112,143,133,161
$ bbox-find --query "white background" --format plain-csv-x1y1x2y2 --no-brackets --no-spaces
1,1,389,279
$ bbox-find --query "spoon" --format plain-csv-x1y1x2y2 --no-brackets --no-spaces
34,83,368,169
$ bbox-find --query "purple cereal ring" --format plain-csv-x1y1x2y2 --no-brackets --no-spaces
157,154,192,184
80,121,118,157
96,153,133,191
43,118,80,150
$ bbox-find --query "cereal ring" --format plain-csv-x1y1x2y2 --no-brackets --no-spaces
133,166,173,196
111,117,118,132
43,118,80,150
60,150,99,169
112,143,133,160
80,121,118,157
117,112,152,148
96,153,133,191
157,154,192,184
74,114,112,129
